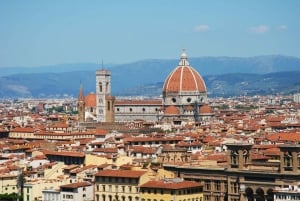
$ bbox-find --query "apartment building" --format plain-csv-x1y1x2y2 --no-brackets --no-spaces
94,169,150,201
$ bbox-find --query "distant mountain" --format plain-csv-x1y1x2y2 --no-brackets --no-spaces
0,55,300,98
122,71,300,97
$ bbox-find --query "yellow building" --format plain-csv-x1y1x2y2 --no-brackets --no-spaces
85,154,112,166
94,169,151,201
24,179,67,201
0,175,18,195
139,178,203,201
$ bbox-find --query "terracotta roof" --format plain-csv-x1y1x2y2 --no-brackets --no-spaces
60,181,91,189
70,165,97,174
125,136,183,142
199,105,213,114
85,93,96,107
140,180,202,189
11,127,35,132
130,146,157,154
48,122,68,128
263,147,280,156
164,105,180,115
95,169,146,178
43,150,85,157
93,148,118,153
267,132,300,143
95,128,109,136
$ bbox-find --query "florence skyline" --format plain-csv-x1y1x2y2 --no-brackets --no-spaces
0,0,299,67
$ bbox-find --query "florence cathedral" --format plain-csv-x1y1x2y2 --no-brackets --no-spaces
78,50,214,124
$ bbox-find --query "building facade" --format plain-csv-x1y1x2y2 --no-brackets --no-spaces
139,179,203,201
94,169,150,201
163,143,300,201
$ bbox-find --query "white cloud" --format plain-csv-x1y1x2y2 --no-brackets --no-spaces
250,25,269,34
278,25,287,30
194,25,210,32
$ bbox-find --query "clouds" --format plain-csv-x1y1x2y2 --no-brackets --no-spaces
250,25,269,34
194,24,288,34
194,25,210,32
278,25,287,31
249,24,288,34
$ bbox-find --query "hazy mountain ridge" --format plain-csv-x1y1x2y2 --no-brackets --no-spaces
0,55,300,98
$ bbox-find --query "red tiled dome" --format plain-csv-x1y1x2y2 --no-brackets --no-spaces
163,51,206,93
199,105,213,114
85,93,96,107
164,105,180,115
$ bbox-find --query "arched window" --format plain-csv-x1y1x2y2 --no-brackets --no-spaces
256,188,265,201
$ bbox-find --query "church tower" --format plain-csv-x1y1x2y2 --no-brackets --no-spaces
77,84,85,122
96,68,114,122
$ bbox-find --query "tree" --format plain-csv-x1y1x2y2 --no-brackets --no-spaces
0,193,22,201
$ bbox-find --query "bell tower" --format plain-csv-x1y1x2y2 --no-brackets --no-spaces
77,84,85,122
96,68,112,122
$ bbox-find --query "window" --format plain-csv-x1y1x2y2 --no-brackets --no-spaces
172,98,176,103
187,97,191,102
204,180,211,190
215,181,221,191
117,108,120,112
130,108,133,112
99,82,102,92
142,108,145,112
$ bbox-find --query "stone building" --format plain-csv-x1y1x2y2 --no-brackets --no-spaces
162,143,300,201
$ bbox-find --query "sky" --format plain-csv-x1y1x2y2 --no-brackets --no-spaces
0,0,299,67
